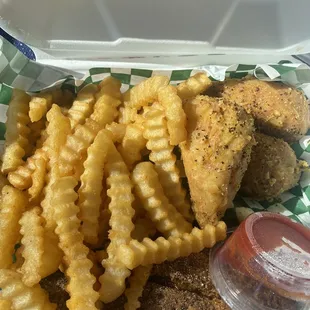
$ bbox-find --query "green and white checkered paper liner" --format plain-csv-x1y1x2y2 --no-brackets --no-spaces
1,36,310,227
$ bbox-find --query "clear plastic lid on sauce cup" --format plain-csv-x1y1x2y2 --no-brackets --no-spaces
209,212,310,310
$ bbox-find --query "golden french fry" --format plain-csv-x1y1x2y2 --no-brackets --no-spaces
19,207,44,286
121,76,169,125
0,186,27,268
8,118,49,191
0,269,56,310
0,298,11,310
7,167,32,190
124,265,152,310
215,221,227,241
40,230,63,278
132,217,156,241
99,142,135,303
78,129,111,245
132,162,192,238
41,105,71,230
28,158,47,201
72,152,87,182
7,148,46,190
126,76,169,110
59,77,122,177
118,106,137,124
158,85,187,145
29,93,52,122
53,176,99,309
119,103,150,125
106,122,126,142
2,90,31,173
118,124,146,169
61,106,69,116
97,76,122,96
118,222,227,270
176,72,212,99
144,104,193,222
67,84,98,129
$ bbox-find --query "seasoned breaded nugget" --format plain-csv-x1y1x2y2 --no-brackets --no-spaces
220,78,309,141
241,133,307,200
181,96,255,226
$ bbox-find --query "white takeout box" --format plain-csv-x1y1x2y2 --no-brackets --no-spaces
1,0,310,71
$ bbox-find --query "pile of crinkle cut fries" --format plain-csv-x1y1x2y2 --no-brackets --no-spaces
0,74,226,310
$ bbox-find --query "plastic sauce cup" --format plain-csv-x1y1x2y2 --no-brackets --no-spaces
209,212,310,310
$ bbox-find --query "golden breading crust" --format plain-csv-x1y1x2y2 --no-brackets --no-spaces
241,132,307,200
220,78,309,142
181,96,255,226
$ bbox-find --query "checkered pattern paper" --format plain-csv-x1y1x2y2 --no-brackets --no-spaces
0,36,309,227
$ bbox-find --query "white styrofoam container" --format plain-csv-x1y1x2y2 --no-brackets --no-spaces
1,0,310,59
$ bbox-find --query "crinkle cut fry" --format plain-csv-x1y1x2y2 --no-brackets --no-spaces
176,72,212,100
29,92,52,122
53,176,99,310
28,157,47,201
67,84,99,129
0,186,27,269
118,123,146,169
117,221,227,270
99,142,135,303
121,76,169,124
0,269,56,309
144,105,193,222
7,147,47,190
40,229,63,279
132,162,192,238
124,264,152,310
158,85,187,145
58,76,122,177
105,122,126,143
8,117,50,191
127,76,169,109
19,207,44,287
78,129,111,245
2,89,31,174
41,105,71,230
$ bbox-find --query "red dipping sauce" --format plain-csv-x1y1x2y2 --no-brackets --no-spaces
209,212,310,310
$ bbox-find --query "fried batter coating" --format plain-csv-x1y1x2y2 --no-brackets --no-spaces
220,78,309,141
181,96,255,226
241,132,307,200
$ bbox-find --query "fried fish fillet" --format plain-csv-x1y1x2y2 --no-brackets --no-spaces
220,78,309,142
181,96,255,226
240,132,308,200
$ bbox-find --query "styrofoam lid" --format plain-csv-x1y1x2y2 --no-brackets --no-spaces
1,0,310,59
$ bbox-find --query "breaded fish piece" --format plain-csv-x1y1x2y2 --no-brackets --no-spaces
241,132,307,200
181,96,255,226
220,78,309,142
